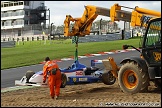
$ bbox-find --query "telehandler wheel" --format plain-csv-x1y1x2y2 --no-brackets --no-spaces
26,70,35,83
118,61,149,94
101,71,116,85
60,73,67,88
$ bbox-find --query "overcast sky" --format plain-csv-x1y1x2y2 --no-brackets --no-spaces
45,1,161,29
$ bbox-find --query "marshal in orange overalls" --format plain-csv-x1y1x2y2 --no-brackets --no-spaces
43,60,61,98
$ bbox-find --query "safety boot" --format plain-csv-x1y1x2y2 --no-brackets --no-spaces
55,95,58,100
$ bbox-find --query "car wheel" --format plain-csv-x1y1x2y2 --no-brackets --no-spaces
60,73,67,88
101,71,116,85
26,70,35,83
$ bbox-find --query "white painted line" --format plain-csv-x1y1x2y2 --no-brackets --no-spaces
91,54,102,56
61,58,74,61
119,50,129,52
98,53,107,55
126,49,136,51
103,52,115,54
78,56,88,58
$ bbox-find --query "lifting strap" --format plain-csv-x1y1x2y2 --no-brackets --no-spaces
72,36,79,61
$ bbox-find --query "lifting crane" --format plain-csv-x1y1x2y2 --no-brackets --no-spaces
63,3,161,94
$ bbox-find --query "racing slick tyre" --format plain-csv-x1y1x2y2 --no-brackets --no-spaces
118,61,149,94
26,70,35,83
101,71,116,85
60,73,67,88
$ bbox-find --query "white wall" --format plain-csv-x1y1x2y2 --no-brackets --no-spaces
1,5,25,11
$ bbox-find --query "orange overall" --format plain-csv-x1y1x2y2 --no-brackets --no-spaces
43,60,61,98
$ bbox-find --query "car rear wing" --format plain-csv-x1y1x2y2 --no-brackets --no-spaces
91,59,103,67
91,59,106,71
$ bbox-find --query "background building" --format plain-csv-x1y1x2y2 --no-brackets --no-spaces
1,1,49,41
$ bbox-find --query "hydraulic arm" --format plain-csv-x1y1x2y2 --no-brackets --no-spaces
64,5,111,36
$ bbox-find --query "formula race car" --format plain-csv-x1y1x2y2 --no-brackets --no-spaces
15,60,115,88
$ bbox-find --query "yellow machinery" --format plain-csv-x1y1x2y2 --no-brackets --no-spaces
64,3,160,36
63,3,161,94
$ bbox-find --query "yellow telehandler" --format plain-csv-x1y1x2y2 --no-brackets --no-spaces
63,3,161,94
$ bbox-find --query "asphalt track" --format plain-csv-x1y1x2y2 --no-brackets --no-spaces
1,50,140,88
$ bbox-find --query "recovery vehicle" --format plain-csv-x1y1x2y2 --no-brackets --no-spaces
63,3,161,93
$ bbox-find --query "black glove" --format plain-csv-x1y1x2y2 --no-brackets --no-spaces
43,80,46,83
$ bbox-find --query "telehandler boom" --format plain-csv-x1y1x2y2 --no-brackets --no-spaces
64,3,160,37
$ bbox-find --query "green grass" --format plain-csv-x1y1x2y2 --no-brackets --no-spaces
1,38,141,70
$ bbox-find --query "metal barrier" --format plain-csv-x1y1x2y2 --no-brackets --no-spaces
78,32,131,43
1,41,16,48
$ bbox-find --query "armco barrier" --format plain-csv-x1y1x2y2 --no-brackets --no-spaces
1,41,16,48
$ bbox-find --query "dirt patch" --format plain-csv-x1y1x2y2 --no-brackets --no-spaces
1,81,161,107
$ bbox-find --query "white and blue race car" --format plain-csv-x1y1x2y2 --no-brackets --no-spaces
15,60,116,88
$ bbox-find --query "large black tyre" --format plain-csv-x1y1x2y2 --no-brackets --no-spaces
118,61,149,94
60,73,67,88
26,70,35,83
101,71,116,85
